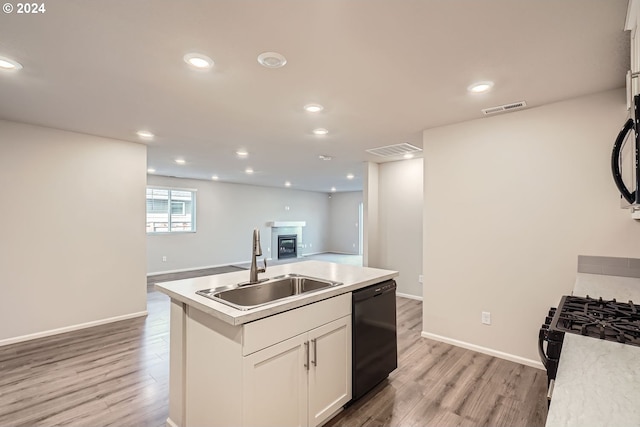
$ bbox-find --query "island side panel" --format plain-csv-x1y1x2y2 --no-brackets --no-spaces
168,299,186,427
185,305,244,427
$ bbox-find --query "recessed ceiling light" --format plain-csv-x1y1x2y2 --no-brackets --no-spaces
257,52,287,68
318,155,332,161
147,168,156,173
212,175,219,180
285,181,292,187
175,158,186,165
312,128,329,136
346,173,354,180
236,149,248,157
330,187,337,192
467,81,494,93
245,167,254,174
0,56,23,71
304,104,324,113
136,130,155,140
184,53,214,70
403,153,414,159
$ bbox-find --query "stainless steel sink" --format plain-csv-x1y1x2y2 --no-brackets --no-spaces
196,274,342,310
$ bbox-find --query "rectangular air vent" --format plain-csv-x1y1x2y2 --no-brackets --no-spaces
482,101,527,116
366,142,422,158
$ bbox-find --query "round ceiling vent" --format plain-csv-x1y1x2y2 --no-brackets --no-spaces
257,52,287,68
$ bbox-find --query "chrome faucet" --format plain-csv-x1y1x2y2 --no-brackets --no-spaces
248,228,267,284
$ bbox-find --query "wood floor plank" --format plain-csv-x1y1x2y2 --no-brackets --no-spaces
0,276,547,426
327,298,547,427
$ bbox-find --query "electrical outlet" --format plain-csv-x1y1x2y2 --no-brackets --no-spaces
481,311,491,325
162,256,167,262
418,275,423,283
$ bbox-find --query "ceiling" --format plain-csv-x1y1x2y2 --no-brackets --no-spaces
0,0,630,192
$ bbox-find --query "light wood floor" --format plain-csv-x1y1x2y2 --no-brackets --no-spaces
0,289,171,427
0,290,547,426
326,298,548,427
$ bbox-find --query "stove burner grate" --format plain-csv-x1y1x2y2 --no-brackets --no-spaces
553,295,640,346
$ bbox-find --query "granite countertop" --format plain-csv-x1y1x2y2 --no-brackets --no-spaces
545,273,640,427
154,260,398,326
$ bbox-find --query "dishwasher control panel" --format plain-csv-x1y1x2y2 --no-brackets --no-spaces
374,282,395,293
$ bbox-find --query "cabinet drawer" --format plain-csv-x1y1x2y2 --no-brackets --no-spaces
242,293,351,356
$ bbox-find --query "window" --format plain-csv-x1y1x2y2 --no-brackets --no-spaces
171,201,185,215
146,187,196,233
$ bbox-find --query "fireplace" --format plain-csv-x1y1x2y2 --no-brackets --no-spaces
277,234,297,259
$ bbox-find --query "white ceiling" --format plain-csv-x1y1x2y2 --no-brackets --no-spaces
0,0,630,192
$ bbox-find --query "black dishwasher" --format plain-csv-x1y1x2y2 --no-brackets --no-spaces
352,280,397,401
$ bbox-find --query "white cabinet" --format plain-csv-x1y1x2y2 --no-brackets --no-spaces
307,317,351,427
626,0,640,100
243,316,352,427
242,332,309,427
178,293,352,427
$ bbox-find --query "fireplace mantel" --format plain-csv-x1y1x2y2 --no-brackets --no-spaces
267,221,306,228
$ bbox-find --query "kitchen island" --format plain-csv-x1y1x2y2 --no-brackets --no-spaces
545,273,640,427
155,260,398,427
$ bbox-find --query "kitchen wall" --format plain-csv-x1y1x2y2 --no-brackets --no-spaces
421,89,640,366
0,120,147,344
328,191,362,254
379,158,423,298
363,163,380,267
147,175,330,274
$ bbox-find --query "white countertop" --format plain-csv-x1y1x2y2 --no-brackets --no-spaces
154,260,398,326
573,272,640,303
545,273,640,427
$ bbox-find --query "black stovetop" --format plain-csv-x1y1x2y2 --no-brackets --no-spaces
551,295,640,346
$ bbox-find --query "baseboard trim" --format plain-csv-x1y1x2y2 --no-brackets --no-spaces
420,331,544,371
0,311,148,348
318,251,360,256
148,261,248,276
397,292,423,301
148,253,362,276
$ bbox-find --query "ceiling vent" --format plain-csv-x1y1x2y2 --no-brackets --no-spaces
482,101,527,116
366,142,422,158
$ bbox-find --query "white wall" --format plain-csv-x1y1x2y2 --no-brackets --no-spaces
379,158,423,297
328,191,362,254
363,163,380,267
0,120,147,344
421,89,640,365
147,175,330,274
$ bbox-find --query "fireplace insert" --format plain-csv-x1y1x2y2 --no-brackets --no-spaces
277,234,297,259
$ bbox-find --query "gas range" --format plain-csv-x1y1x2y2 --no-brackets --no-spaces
538,294,640,405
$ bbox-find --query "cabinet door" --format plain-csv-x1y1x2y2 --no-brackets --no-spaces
308,316,352,427
243,333,309,427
